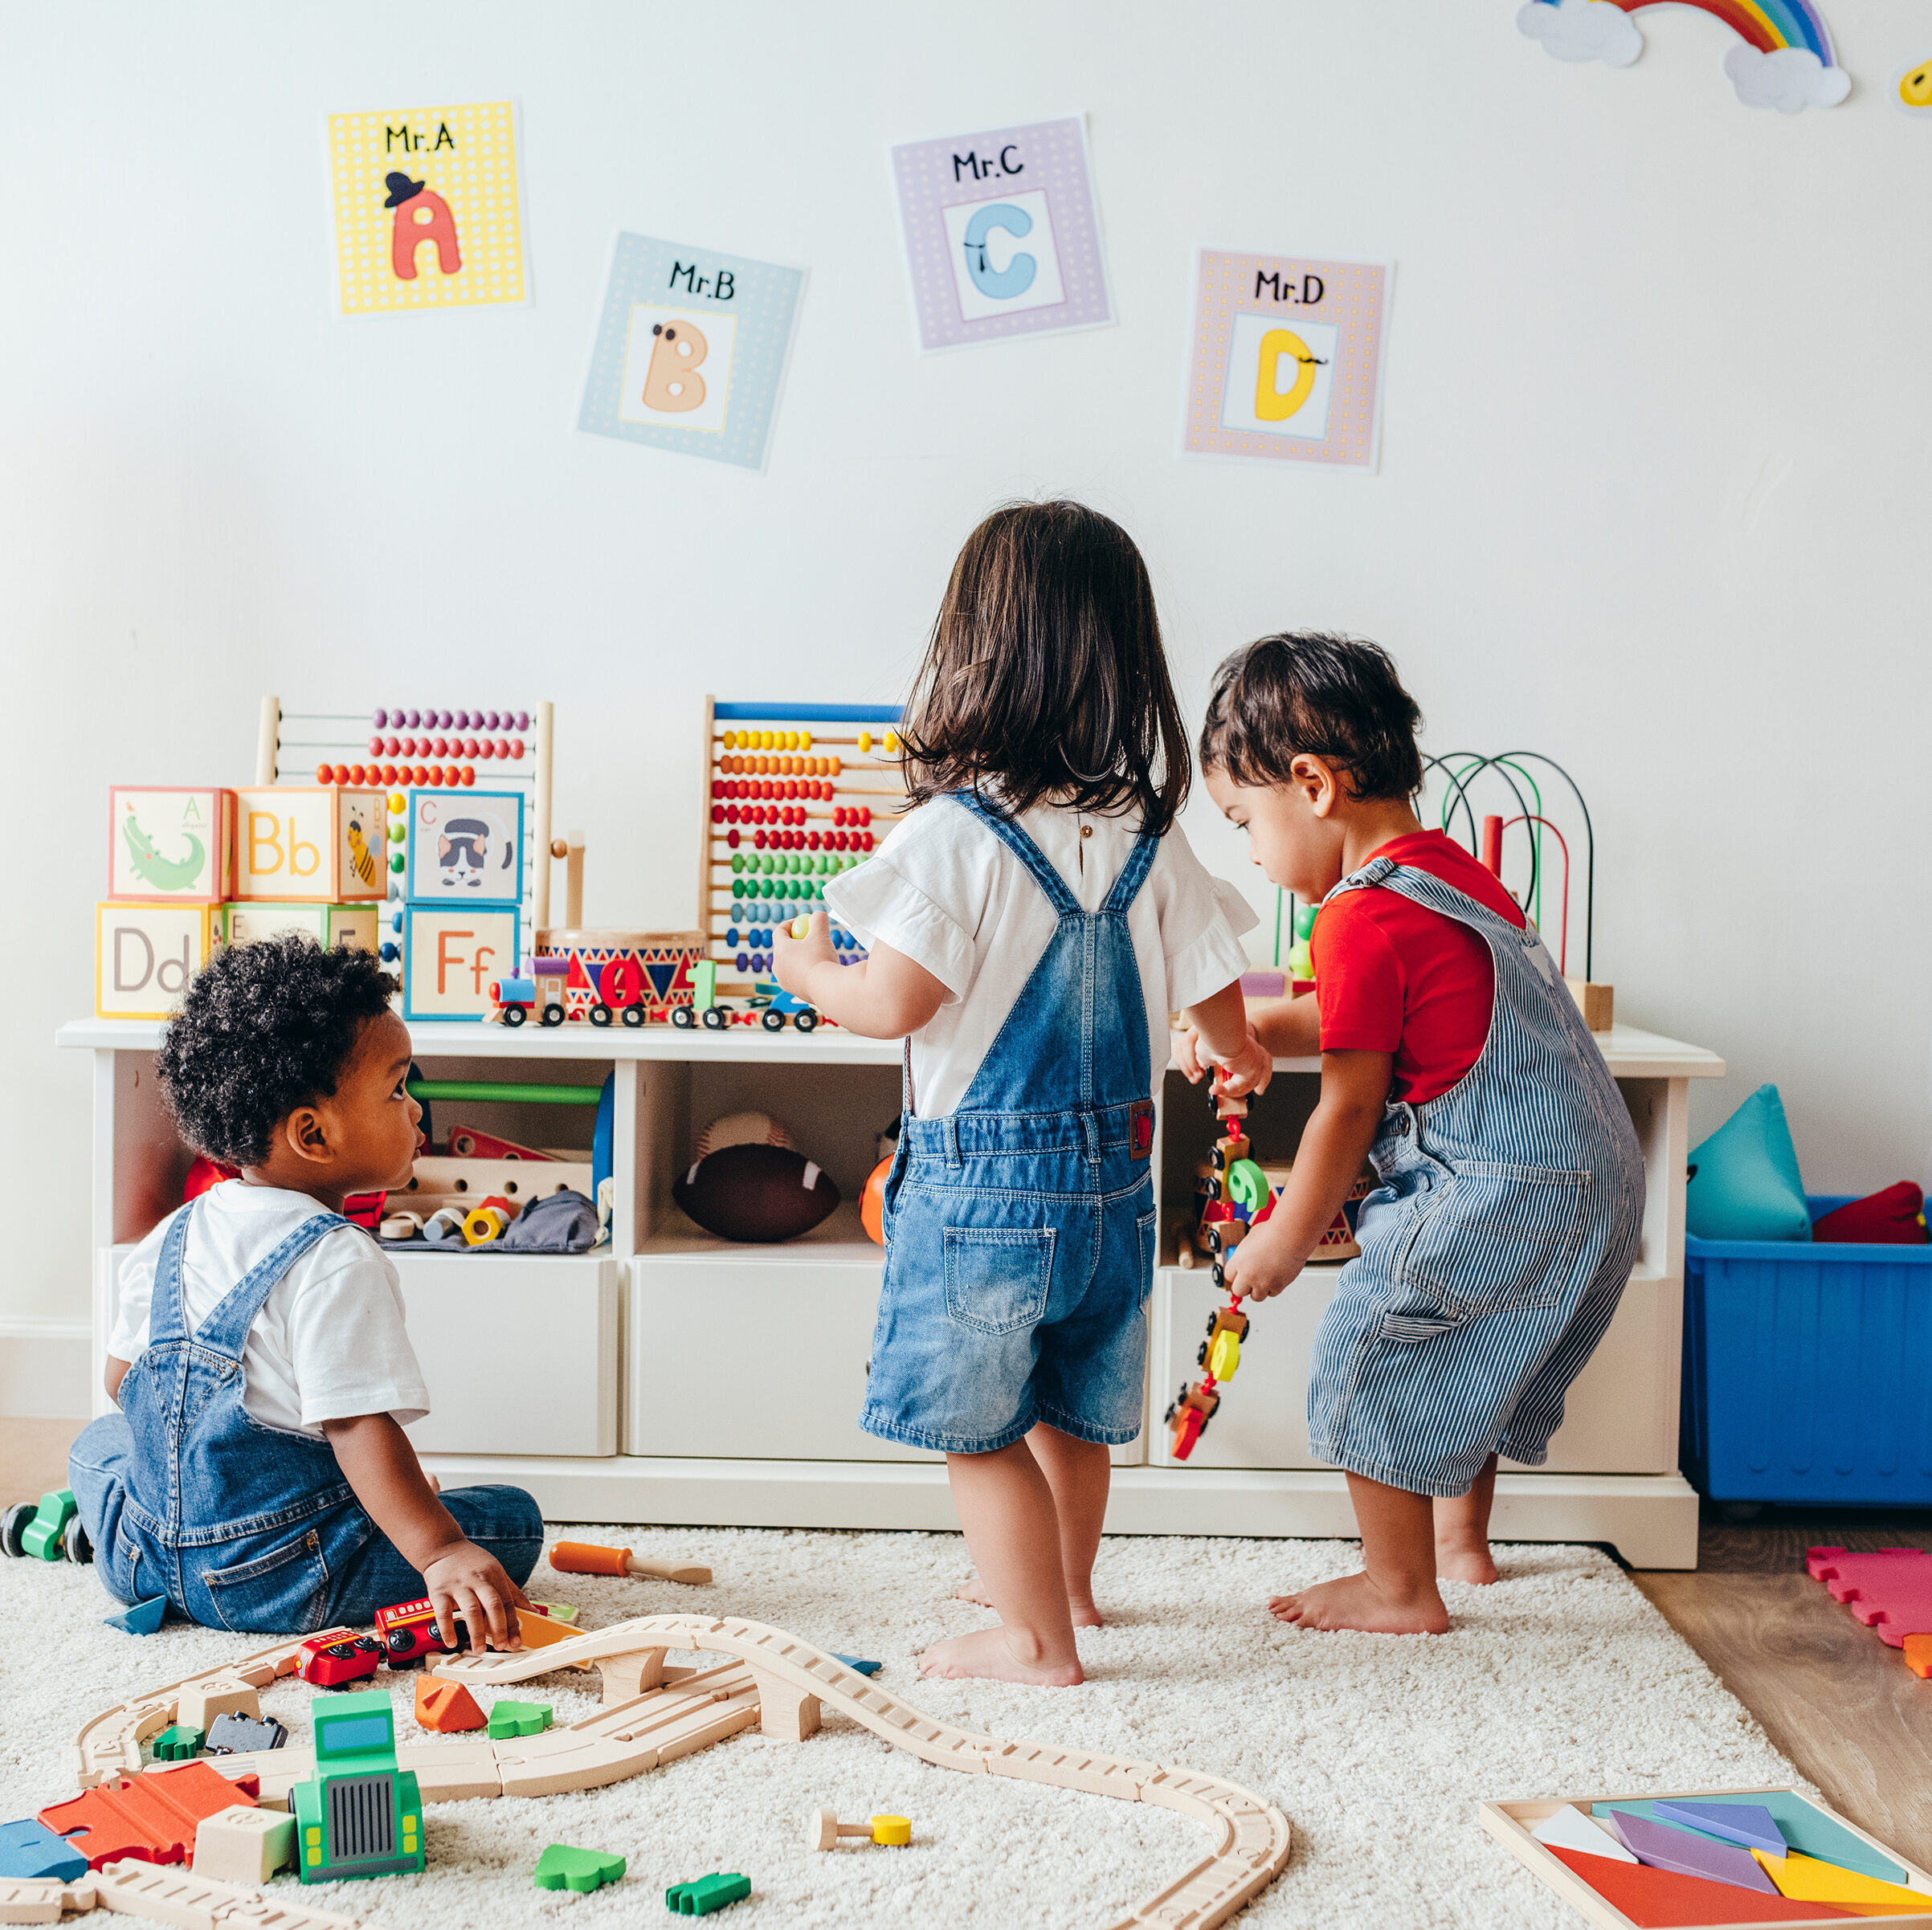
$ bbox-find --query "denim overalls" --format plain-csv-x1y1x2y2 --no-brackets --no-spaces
860,794,1162,1454
69,1198,542,1631
1305,856,1645,1498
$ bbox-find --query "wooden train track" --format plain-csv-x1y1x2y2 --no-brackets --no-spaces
67,1615,1292,1930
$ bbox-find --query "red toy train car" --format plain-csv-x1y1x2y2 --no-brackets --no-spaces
295,1631,383,1688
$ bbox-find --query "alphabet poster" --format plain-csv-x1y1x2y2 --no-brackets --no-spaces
1182,251,1390,471
326,100,529,316
578,235,805,471
890,116,1113,353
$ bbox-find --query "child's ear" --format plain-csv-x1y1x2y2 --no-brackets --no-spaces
284,1106,333,1165
1293,753,1342,819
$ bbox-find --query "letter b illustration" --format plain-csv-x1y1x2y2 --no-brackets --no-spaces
643,320,708,414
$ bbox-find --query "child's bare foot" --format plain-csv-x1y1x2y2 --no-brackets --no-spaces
1268,1569,1450,1634
955,1574,1105,1626
1436,1539,1499,1585
915,1626,1084,1684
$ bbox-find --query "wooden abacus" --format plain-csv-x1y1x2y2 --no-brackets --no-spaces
696,697,909,1024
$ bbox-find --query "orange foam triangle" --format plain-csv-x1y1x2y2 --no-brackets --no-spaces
415,1671,487,1732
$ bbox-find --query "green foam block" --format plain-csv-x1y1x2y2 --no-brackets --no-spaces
534,1843,626,1893
666,1871,750,1915
486,1699,552,1740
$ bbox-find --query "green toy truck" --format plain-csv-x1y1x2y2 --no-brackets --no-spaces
291,1690,425,1882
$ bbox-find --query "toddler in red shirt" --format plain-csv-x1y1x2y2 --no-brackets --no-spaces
1184,634,1644,1634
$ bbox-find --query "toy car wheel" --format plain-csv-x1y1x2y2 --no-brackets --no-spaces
1196,1341,1210,1368
622,1004,646,1027
590,1003,613,1028
541,1004,566,1026
762,1009,787,1032
672,1006,696,1030
384,1629,419,1659
793,1010,819,1034
502,1006,527,1028
701,1007,727,1031
0,1501,32,1557
63,1515,92,1565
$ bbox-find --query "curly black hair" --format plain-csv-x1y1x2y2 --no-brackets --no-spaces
156,934,398,1167
1199,632,1424,802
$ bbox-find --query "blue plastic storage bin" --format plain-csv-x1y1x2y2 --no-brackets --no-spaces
1682,1196,1932,1505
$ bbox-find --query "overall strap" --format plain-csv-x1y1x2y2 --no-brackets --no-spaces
1342,856,1535,943
191,1210,352,1361
144,1202,198,1348
1101,828,1159,916
1324,853,1398,904
950,792,1080,919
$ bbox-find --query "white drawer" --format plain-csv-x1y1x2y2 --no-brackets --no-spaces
396,1252,620,1457
1150,1263,1673,1474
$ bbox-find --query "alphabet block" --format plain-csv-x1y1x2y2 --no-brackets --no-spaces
404,790,525,907
192,1805,294,1885
232,788,386,903
402,908,520,1022
108,789,235,904
227,903,381,953
96,904,227,1021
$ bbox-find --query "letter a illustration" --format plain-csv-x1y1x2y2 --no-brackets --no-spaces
386,171,461,281
642,320,708,413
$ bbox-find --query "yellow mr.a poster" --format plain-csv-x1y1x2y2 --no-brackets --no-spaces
326,100,529,316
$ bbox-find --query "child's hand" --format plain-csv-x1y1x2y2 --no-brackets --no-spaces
1223,1218,1304,1304
773,909,834,999
1213,1027,1275,1100
421,1540,531,1653
1170,1023,1212,1084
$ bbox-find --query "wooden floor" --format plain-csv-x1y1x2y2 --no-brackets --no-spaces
6,1418,1930,1867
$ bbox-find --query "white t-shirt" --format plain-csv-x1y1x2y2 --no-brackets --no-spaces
824,797,1256,1119
109,1182,430,1438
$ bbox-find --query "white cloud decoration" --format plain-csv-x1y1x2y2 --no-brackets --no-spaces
1516,0,1642,67
1720,43,1850,112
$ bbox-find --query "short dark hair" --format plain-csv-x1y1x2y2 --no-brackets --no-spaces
156,934,398,1168
898,500,1191,835
1199,632,1423,802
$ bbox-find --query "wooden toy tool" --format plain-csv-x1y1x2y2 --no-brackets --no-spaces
807,1808,911,1850
548,1540,712,1586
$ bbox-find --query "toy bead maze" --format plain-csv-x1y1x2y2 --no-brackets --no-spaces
696,699,908,1030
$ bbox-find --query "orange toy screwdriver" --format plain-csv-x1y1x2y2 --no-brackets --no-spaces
549,1539,712,1586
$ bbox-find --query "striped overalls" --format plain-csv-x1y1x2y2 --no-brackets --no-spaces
1305,856,1645,1498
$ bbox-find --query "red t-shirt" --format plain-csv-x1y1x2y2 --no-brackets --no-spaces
1310,830,1526,1105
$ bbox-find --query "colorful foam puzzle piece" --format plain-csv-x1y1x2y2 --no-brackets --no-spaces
1529,1805,1636,1863
1654,1801,1786,1855
485,1698,552,1740
1806,1546,1932,1647
1595,1797,1908,1887
149,1727,204,1762
666,1871,750,1916
204,1712,287,1755
0,1819,88,1883
1905,1633,1932,1680
20,1490,76,1561
1607,1811,1778,1892
830,1653,883,1677
1548,1847,1859,1924
534,1844,627,1894
39,1761,257,1870
104,1595,166,1635
417,1673,488,1733
1754,1848,1932,1915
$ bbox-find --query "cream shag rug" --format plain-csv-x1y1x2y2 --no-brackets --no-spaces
0,1526,1805,1928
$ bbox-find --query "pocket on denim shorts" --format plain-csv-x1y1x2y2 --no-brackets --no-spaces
202,1526,330,1634
943,1226,1055,1335
1395,1162,1590,1316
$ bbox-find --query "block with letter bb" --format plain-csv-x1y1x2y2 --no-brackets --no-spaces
227,902,381,953
234,786,386,902
404,789,525,907
402,907,520,1021
108,787,235,903
96,902,227,1019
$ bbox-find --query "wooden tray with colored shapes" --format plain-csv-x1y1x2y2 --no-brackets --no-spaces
1481,1788,1932,1928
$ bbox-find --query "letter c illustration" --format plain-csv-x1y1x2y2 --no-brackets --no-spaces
962,202,1037,300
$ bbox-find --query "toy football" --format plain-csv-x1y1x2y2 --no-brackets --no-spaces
672,1140,841,1243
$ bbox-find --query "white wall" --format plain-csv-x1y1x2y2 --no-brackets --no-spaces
6,0,1928,1328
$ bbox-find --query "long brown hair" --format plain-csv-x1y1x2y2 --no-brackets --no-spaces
897,501,1191,835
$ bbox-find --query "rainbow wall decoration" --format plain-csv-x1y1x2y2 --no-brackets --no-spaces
1517,0,1849,112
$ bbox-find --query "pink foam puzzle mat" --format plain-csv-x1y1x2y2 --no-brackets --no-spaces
1806,1546,1932,1646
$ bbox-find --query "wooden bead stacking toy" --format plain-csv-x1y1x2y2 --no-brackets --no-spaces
807,1808,912,1850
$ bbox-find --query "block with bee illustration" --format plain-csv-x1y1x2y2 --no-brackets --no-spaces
404,789,525,908
233,786,386,902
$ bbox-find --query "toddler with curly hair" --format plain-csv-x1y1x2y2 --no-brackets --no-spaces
68,934,540,1645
